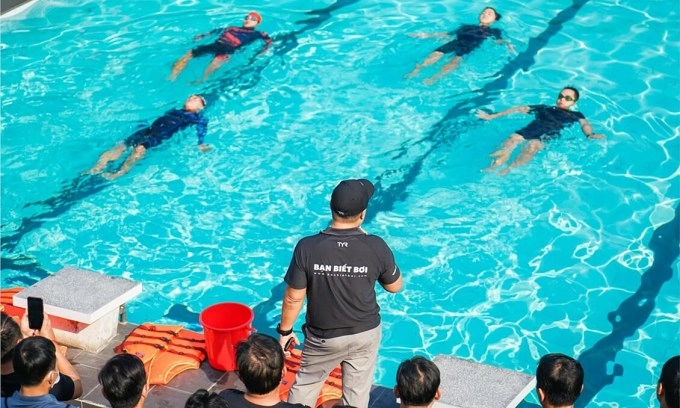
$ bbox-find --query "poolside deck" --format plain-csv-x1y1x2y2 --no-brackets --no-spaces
68,323,399,408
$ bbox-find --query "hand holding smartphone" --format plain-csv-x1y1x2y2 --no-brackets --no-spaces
27,297,44,331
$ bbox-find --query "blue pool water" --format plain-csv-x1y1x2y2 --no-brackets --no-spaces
1,0,678,406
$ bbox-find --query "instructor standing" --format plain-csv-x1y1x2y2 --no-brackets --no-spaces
277,179,403,408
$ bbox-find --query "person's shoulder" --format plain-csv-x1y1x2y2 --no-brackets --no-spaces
361,233,392,249
276,402,310,408
217,388,246,401
573,110,585,118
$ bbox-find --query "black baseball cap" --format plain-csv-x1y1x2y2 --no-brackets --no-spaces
330,179,375,216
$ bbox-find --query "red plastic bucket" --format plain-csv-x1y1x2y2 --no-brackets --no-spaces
199,302,254,371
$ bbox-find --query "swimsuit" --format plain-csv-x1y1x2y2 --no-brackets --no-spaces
124,109,207,149
192,27,272,60
436,24,502,56
516,105,585,140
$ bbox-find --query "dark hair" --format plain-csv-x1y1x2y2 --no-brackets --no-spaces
1,312,22,364
483,7,501,21
396,357,441,406
536,353,584,406
185,389,229,408
235,333,284,395
98,354,147,408
659,355,680,408
13,336,57,387
563,86,580,101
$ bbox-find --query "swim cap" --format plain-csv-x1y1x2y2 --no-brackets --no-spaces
247,11,262,24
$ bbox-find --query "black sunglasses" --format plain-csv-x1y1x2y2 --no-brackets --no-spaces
558,93,575,102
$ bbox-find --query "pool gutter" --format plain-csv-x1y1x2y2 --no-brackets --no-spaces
1,0,38,18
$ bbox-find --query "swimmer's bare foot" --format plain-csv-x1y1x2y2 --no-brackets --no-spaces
81,167,103,176
423,77,438,86
101,172,120,181
404,68,420,79
498,167,511,176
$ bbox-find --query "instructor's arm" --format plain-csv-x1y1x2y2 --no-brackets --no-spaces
381,274,403,293
278,285,305,349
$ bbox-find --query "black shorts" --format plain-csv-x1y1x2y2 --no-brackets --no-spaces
191,42,236,58
124,128,160,149
435,40,474,56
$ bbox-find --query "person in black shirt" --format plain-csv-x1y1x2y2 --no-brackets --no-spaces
98,354,147,408
186,389,229,408
0,312,82,402
276,179,403,408
1,337,78,408
656,356,679,408
218,334,308,408
406,7,514,84
395,357,442,408
535,354,584,408
476,86,605,174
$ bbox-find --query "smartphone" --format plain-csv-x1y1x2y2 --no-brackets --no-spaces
284,337,296,352
27,297,44,330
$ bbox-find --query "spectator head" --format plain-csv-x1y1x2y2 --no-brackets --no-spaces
185,389,229,408
536,353,584,407
13,336,58,390
235,333,285,395
394,357,441,407
330,179,375,221
98,353,147,408
657,355,679,408
1,312,22,365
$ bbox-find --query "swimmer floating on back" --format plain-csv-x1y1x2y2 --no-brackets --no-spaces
407,7,515,85
476,86,605,175
170,11,272,82
85,95,209,180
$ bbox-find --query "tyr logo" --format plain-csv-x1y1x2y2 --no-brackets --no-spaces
337,242,348,248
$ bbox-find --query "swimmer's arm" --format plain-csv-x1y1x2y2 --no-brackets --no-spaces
409,31,450,39
579,118,605,139
194,28,223,41
196,116,211,151
476,105,530,120
494,39,516,54
255,32,273,56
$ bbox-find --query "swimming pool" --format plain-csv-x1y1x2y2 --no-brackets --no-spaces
1,0,678,406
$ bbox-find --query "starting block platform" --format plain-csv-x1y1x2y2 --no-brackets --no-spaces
12,266,142,352
433,355,536,408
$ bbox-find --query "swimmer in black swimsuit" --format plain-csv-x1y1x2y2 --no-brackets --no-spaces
406,7,515,85
170,11,272,82
85,95,209,180
476,86,605,175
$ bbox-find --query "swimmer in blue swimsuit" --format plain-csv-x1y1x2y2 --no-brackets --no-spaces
476,86,605,175
85,95,209,180
406,7,515,85
170,11,272,82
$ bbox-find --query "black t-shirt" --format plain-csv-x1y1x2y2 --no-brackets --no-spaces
218,389,308,408
284,227,401,338
1,371,76,401
516,105,586,140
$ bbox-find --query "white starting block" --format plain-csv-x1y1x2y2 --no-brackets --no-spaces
433,355,536,408
13,267,142,352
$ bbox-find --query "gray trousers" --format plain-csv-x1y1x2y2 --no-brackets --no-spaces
288,324,382,408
